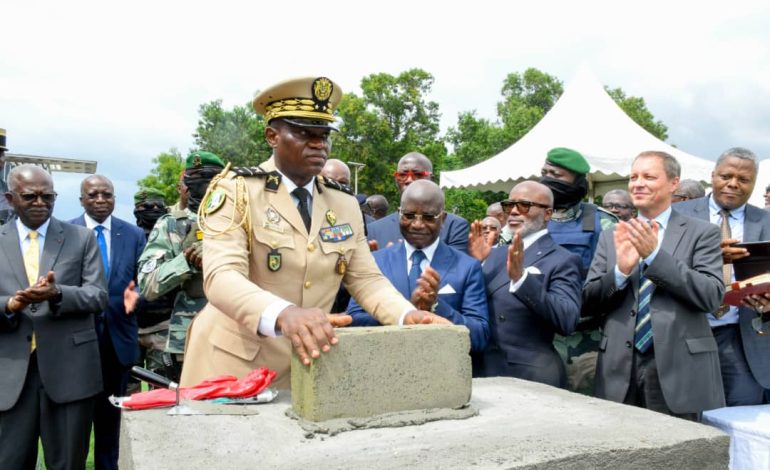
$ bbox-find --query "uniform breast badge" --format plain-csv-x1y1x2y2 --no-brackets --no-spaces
335,252,348,275
319,223,353,242
325,209,337,226
263,207,284,233
267,249,282,272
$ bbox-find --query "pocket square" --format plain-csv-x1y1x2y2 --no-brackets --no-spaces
525,266,542,276
438,284,457,295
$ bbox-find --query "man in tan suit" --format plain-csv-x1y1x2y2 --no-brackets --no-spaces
181,77,444,389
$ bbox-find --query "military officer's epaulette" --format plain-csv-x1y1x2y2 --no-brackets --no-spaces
228,167,282,192
229,166,268,177
317,175,354,195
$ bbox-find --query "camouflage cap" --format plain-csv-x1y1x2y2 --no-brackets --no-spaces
134,187,166,205
186,151,225,170
252,77,343,129
546,147,590,175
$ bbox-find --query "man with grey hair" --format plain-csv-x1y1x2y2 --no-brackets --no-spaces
487,202,512,245
475,181,583,387
320,158,351,187
672,179,706,203
675,146,770,406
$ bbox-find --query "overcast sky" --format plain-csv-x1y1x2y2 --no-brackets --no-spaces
2,0,770,220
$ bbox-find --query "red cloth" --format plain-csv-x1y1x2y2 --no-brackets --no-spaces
122,368,276,410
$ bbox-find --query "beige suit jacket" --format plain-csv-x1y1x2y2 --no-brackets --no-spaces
181,158,413,388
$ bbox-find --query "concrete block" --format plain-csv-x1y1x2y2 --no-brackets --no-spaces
291,325,471,421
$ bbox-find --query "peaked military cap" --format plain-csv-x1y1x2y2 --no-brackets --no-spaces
546,147,590,175
252,77,343,129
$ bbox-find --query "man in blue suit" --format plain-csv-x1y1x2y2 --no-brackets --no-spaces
71,175,145,470
471,181,582,388
367,152,470,252
348,180,489,353
675,147,770,406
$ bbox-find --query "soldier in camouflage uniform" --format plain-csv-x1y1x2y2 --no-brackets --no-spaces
539,148,618,394
129,188,174,386
136,152,225,381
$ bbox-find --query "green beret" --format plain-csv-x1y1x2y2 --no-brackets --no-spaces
134,187,166,205
546,147,590,175
185,151,225,170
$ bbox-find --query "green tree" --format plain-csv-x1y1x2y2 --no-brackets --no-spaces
605,87,669,140
333,69,446,206
137,148,185,204
193,100,270,166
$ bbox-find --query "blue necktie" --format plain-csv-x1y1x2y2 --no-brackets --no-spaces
95,225,110,277
634,264,655,353
408,250,426,293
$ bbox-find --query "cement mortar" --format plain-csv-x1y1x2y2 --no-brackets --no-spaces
285,403,479,437
120,378,729,469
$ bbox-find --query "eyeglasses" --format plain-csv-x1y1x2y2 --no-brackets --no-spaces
399,210,443,223
393,170,432,181
753,315,768,335
481,225,499,232
603,203,633,210
500,199,550,215
12,191,57,203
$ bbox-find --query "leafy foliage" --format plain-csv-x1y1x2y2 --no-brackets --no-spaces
193,100,270,166
136,148,185,204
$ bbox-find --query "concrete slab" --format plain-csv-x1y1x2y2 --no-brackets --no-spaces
119,378,729,469
291,325,472,421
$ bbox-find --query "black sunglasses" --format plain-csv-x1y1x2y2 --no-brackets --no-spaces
12,191,57,203
500,199,550,215
398,210,443,223
603,203,632,210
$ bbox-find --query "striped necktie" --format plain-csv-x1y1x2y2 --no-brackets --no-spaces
634,263,655,353
714,209,732,318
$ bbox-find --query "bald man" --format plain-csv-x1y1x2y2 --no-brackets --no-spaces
481,216,501,245
473,181,583,388
602,189,635,222
348,180,489,352
365,195,389,220
320,158,351,187
367,152,470,252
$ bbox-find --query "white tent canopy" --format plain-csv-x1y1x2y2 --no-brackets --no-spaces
440,68,715,196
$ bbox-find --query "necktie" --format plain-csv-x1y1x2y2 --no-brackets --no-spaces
95,225,110,277
23,231,39,352
634,263,655,353
715,209,732,318
408,250,426,294
292,187,312,232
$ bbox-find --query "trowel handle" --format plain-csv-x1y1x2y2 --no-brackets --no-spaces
131,366,179,390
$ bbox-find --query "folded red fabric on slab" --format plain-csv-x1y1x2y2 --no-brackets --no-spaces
122,368,276,410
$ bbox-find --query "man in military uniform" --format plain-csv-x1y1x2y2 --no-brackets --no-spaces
539,147,618,393
128,188,174,387
180,76,445,389
136,152,225,381
0,128,14,225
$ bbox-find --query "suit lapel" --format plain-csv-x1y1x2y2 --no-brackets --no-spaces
387,244,411,298
39,218,65,278
431,242,456,291
261,159,307,236
743,205,762,242
0,220,31,288
661,210,687,259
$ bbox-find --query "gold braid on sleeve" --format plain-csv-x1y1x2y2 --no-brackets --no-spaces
197,163,253,254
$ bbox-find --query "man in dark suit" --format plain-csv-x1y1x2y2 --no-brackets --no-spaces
0,165,107,469
71,175,146,470
675,147,770,406
471,181,582,387
347,180,489,352
584,151,725,418
367,152,470,252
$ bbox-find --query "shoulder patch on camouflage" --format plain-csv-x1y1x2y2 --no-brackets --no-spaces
317,175,354,195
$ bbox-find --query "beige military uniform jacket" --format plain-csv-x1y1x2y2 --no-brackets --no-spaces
180,158,413,389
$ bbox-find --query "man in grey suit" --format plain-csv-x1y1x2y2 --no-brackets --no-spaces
675,147,770,406
583,151,725,418
0,165,108,469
